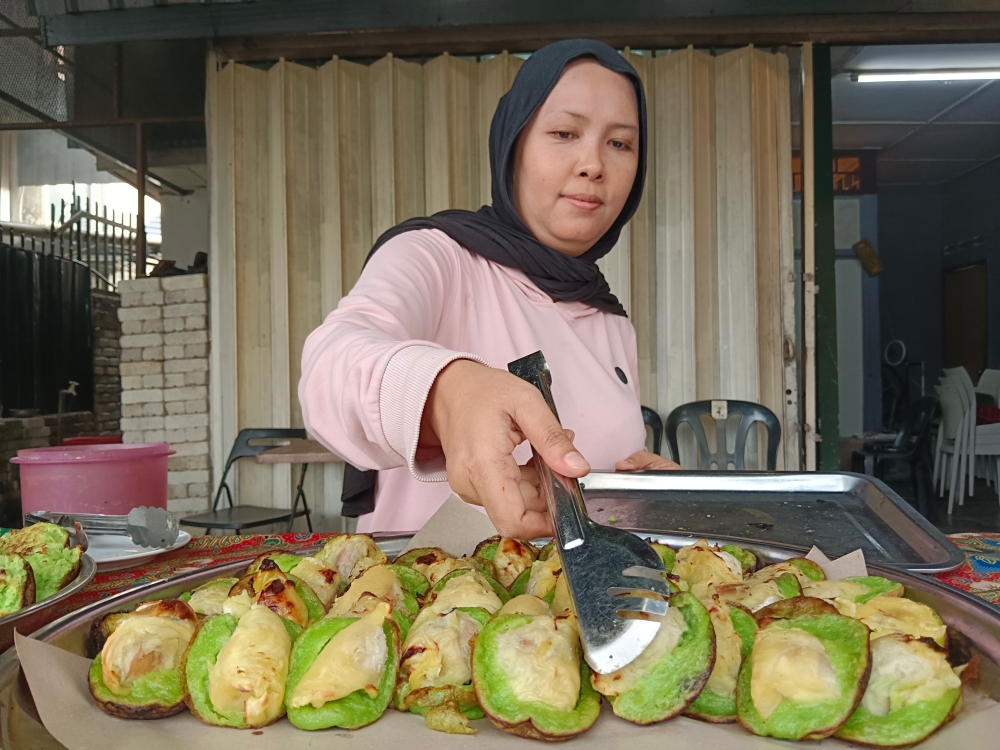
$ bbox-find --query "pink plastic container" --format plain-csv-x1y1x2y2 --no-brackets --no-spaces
11,443,174,518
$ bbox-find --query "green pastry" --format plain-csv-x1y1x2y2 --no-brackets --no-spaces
0,552,35,616
836,634,962,747
227,563,322,626
89,599,197,719
736,612,870,740
472,536,539,589
0,522,82,600
748,558,827,586
686,599,757,722
394,570,504,726
473,613,599,740
285,601,400,730
591,592,715,724
184,606,297,728
180,577,238,617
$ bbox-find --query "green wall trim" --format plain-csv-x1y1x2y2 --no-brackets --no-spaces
812,45,841,470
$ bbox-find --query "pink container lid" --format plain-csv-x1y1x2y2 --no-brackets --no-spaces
10,442,174,464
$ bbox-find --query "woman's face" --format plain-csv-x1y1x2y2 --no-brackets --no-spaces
512,59,640,257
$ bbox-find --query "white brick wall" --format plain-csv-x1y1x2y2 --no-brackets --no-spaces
119,275,211,518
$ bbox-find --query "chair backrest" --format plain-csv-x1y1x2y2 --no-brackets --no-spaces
225,428,308,468
897,395,938,454
665,400,781,471
211,428,308,511
936,383,965,440
941,375,972,417
943,367,975,402
641,406,663,456
976,369,1000,402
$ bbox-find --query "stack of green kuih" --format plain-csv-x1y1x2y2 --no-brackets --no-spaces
88,533,969,747
0,523,84,615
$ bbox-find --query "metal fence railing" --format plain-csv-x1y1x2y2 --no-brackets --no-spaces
0,189,161,291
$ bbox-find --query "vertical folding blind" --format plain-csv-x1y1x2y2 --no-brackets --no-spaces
207,46,796,525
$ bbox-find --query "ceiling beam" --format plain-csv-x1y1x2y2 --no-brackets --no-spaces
215,15,1000,61
39,0,1000,49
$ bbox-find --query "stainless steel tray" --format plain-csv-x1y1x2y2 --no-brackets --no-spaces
580,471,966,573
0,554,96,655
0,535,997,750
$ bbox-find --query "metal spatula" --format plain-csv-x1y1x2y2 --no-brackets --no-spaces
25,506,180,549
508,351,670,674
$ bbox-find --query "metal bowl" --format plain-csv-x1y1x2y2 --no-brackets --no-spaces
0,538,996,749
0,554,96,655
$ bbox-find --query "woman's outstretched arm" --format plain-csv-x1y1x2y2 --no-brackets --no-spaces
299,229,586,538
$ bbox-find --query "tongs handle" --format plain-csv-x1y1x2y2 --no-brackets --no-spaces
26,511,127,533
508,351,591,549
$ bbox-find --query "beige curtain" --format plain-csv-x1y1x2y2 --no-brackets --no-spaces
642,47,799,470
207,46,797,527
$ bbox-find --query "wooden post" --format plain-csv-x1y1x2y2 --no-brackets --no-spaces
813,45,840,470
801,43,817,471
135,121,146,276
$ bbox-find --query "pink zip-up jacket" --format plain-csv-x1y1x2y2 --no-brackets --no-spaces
299,228,646,533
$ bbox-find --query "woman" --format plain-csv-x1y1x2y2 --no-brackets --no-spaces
300,39,677,540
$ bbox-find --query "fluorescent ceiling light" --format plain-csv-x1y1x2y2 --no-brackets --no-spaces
854,69,1000,83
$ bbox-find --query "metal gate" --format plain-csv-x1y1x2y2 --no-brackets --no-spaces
0,242,93,417
0,187,161,291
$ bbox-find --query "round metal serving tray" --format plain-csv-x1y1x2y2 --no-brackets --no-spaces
0,537,996,749
0,554,95,656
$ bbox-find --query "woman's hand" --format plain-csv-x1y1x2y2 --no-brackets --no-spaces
420,360,590,539
615,451,681,472
514,445,679,525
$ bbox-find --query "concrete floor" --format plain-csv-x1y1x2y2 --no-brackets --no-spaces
885,476,1000,534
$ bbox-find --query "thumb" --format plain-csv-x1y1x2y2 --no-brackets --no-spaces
511,391,590,477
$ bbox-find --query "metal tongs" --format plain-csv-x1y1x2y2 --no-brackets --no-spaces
25,507,180,549
508,351,670,674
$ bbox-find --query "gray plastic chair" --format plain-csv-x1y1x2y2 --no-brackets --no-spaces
665,400,781,470
180,428,313,534
641,405,663,456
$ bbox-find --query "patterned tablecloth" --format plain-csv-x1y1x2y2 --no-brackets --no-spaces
933,532,1000,605
32,530,1000,630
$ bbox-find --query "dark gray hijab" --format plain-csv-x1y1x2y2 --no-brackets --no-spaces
366,38,648,317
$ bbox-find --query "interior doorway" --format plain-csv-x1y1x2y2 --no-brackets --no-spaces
943,262,989,379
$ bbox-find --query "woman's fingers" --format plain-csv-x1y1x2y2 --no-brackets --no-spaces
615,450,682,472
467,453,553,538
510,389,591,477
517,463,547,514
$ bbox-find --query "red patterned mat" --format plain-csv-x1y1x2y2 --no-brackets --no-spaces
27,530,1000,634
934,533,1000,605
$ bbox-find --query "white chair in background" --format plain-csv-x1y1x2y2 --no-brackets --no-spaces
972,422,1000,503
954,366,1000,492
935,382,969,514
935,367,1000,510
972,369,1000,494
943,367,978,497
976,369,1000,404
